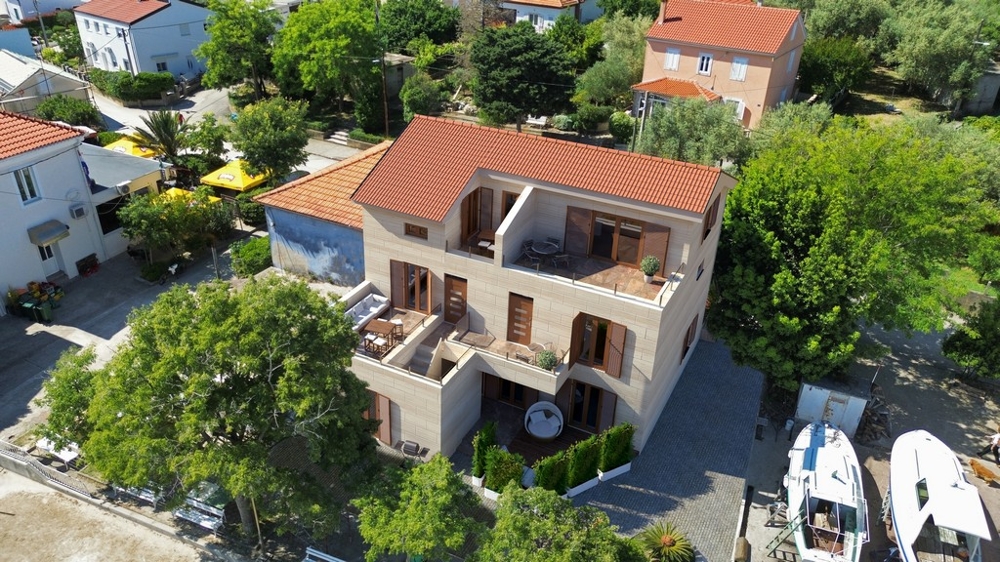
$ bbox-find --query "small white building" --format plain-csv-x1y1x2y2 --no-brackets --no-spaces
504,0,602,32
74,0,210,80
0,49,94,115
3,0,84,24
0,111,108,306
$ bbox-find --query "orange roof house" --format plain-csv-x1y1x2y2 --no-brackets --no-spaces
255,142,391,286
0,111,81,159
635,0,804,128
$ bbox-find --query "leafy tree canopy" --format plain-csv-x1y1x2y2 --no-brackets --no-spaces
355,454,485,562
381,0,460,53
596,0,659,19
943,297,1000,378
117,186,231,256
231,96,309,180
573,14,651,108
186,113,229,162
39,277,377,535
805,0,890,43
195,0,280,101
400,71,443,121
799,36,873,100
127,109,190,162
473,485,643,562
709,117,999,390
470,21,575,130
546,14,603,72
749,101,833,158
636,98,749,168
34,94,102,129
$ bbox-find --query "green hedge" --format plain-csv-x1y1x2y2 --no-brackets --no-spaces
573,104,614,133
230,235,271,277
89,69,175,102
348,128,384,144
533,449,569,495
566,435,601,488
485,448,524,492
599,423,635,472
235,186,270,225
472,421,498,478
609,112,636,145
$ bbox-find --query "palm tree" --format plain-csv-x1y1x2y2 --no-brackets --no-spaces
128,110,190,162
636,520,695,562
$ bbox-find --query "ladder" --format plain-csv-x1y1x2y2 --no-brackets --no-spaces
877,489,892,524
766,511,805,557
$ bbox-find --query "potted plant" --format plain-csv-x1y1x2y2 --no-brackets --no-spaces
640,255,660,283
471,421,497,487
535,349,558,371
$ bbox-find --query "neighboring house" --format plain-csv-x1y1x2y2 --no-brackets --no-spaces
0,111,107,307
0,28,35,57
632,76,721,123
345,115,735,456
0,49,93,115
74,0,210,79
79,142,169,258
383,53,414,100
640,0,804,128
504,0,602,31
3,0,82,24
256,142,391,288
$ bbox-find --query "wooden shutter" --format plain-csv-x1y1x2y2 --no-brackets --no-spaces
565,206,592,256
482,373,500,400
596,391,617,434
555,380,572,419
523,386,539,408
568,313,585,369
702,196,720,240
642,222,671,276
461,194,472,243
376,393,392,445
390,260,405,308
479,187,493,231
604,322,627,379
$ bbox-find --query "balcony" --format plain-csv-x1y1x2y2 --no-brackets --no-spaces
510,252,681,304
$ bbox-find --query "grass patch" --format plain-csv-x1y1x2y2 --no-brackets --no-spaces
837,67,950,123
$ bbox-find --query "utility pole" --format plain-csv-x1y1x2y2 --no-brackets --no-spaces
121,29,137,76
31,0,49,47
374,0,389,137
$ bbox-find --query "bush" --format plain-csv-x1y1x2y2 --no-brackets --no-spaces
228,83,258,110
535,350,557,371
40,47,67,67
35,95,102,129
140,262,168,282
230,235,272,277
533,450,569,494
574,103,614,133
599,423,635,472
348,128,384,144
472,421,498,478
637,521,695,562
566,435,601,488
235,186,270,225
54,11,75,26
551,114,574,131
89,69,175,101
609,111,636,144
97,131,124,146
400,71,443,122
485,447,525,492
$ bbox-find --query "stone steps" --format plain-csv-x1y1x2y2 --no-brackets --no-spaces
327,130,350,145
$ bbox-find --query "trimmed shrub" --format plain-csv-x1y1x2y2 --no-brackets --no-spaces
485,447,525,492
609,111,636,144
230,235,271,277
551,114,574,131
532,450,569,494
472,421,498,478
348,128,384,144
235,186,269,225
573,103,614,133
89,69,174,101
97,131,124,146
599,422,635,472
35,94,102,129
566,434,601,488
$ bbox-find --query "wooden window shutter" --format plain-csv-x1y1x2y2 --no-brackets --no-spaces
568,313,586,369
482,372,500,400
702,196,720,240
605,322,627,379
641,223,671,276
565,206,592,256
390,260,404,307
479,187,493,231
376,393,392,445
596,391,617,433
461,194,471,242
555,380,572,418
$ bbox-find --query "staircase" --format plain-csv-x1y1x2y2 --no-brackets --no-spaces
328,130,350,146
766,512,804,557
409,345,434,376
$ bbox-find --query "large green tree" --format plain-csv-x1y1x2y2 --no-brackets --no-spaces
546,14,603,73
470,21,575,131
473,485,643,562
799,37,873,100
39,277,377,535
380,0,460,53
596,0,659,19
272,0,378,109
636,98,749,168
943,297,1000,378
117,186,231,257
231,97,309,180
195,0,280,101
354,454,484,561
573,14,652,109
709,117,998,390
127,109,190,162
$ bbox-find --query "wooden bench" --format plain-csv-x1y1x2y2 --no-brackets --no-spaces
526,115,548,128
303,546,346,562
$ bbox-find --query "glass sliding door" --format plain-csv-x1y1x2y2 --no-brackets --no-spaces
589,213,644,266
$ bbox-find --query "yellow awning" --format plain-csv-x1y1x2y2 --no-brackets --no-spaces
200,160,267,192
104,138,156,158
163,187,221,204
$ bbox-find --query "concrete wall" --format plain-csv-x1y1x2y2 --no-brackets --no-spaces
265,206,365,287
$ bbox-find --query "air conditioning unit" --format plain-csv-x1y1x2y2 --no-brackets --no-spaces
69,203,87,220
116,182,131,196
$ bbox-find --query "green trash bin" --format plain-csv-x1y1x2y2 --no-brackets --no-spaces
38,300,53,322
21,301,36,321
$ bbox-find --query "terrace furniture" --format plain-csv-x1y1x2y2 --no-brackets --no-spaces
551,254,570,268
524,401,563,441
367,318,397,345
390,318,404,338
532,241,559,255
345,293,389,331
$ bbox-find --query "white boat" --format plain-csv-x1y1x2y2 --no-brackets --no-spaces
888,430,991,562
784,421,869,562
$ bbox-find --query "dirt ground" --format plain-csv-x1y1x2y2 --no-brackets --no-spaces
0,469,211,562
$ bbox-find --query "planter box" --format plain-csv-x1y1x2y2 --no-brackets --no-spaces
597,461,631,482
565,475,600,498
483,487,500,501
471,475,484,488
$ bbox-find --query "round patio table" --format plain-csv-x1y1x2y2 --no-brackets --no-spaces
532,241,559,255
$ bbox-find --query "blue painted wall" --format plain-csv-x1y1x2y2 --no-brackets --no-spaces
265,207,365,287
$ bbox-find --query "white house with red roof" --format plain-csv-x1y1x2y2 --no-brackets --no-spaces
502,0,602,32
74,0,210,79
0,111,109,308
337,115,734,457
3,0,83,24
638,0,804,128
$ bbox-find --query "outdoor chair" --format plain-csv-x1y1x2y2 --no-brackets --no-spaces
551,253,570,268
522,249,542,267
546,237,562,250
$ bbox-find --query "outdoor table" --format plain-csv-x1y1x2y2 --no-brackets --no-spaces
532,241,559,255
36,438,79,465
367,319,396,344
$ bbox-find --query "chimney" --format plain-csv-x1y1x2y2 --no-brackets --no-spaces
658,0,667,23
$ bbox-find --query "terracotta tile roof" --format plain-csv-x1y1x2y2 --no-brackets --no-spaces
504,0,581,8
0,111,81,160
648,0,801,55
352,116,725,221
255,142,391,229
74,0,169,24
634,77,722,101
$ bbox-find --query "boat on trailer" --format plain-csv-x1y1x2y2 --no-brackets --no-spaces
784,421,869,562
888,430,991,562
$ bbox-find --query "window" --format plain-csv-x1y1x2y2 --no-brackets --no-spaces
85,19,91,31
663,48,680,71
179,23,190,35
787,50,796,73
591,213,643,266
696,260,705,280
156,61,168,72
115,27,123,37
96,198,126,234
38,245,54,261
123,59,131,73
702,195,720,240
12,7,20,20
697,53,713,75
681,315,699,361
108,49,118,68
570,313,627,378
528,13,542,27
104,23,110,35
501,191,519,219
363,390,392,445
915,478,929,509
724,98,745,122
404,223,428,240
14,167,39,203
730,57,748,81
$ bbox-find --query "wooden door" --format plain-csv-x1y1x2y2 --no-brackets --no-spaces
444,275,467,324
568,380,615,433
506,293,533,346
